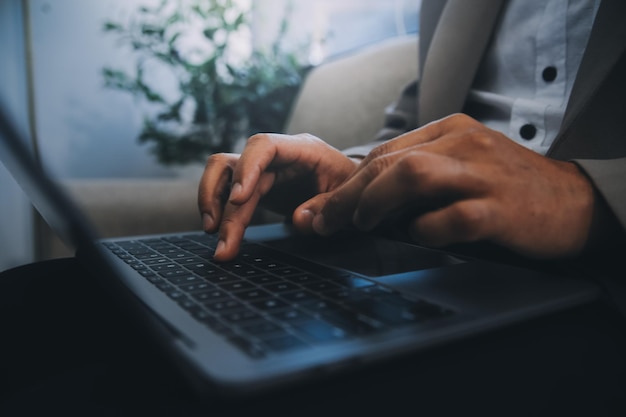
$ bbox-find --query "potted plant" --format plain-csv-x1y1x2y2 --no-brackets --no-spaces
102,0,310,165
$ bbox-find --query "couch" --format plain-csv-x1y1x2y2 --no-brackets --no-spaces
42,34,419,260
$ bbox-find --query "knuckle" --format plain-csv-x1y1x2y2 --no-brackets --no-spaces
368,142,391,160
449,203,488,240
246,133,270,146
440,113,481,134
294,133,319,142
220,210,250,231
446,113,474,125
325,191,345,211
221,216,243,229
396,152,430,181
205,152,234,169
367,152,399,176
466,129,497,150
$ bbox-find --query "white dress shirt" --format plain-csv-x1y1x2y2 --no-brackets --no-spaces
467,0,600,155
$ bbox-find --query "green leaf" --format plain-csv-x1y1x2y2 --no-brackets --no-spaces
103,22,123,32
203,28,218,40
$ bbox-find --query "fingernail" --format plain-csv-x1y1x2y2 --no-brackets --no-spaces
202,213,214,231
215,239,226,257
300,209,314,223
229,182,242,201
295,209,315,232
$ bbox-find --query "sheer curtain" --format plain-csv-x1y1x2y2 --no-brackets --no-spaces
252,0,420,65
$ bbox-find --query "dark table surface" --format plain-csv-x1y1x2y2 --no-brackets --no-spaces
1,257,625,417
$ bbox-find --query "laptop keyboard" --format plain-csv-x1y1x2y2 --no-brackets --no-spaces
103,233,454,359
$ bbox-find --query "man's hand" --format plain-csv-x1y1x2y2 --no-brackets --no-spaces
298,114,597,259
198,133,358,261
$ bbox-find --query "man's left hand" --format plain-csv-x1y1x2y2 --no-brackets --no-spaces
298,114,597,259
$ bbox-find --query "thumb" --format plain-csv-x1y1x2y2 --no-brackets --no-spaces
291,192,332,234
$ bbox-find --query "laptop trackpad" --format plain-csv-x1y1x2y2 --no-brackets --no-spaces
263,232,464,278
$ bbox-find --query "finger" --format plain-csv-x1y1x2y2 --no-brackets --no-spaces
409,199,497,248
198,153,238,233
291,192,333,234
214,172,276,261
361,113,474,166
312,151,403,235
352,151,467,231
229,133,324,205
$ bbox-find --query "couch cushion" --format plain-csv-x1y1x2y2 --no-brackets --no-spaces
285,35,419,150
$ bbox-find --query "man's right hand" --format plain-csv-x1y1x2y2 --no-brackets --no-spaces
198,133,359,261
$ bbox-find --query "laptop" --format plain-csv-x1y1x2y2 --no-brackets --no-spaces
0,103,600,397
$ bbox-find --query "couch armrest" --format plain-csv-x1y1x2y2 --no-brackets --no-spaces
41,179,201,259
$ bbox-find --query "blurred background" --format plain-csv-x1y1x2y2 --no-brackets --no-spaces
0,0,420,271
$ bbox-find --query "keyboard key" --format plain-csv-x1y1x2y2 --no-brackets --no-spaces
219,281,256,293
150,263,182,272
279,290,319,303
246,275,284,285
143,258,170,266
232,289,273,302
204,274,240,285
159,269,193,279
138,269,157,278
283,273,324,285
250,298,290,312
156,282,175,292
272,267,304,277
192,289,230,302
270,308,314,325
299,299,343,314
249,258,285,270
177,298,198,311
221,308,263,324
178,282,213,293
165,290,186,301
165,275,203,286
135,252,162,260
204,299,244,313
144,275,163,284
302,281,341,293
262,282,300,293
175,257,206,265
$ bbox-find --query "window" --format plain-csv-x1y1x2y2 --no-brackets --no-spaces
27,0,420,178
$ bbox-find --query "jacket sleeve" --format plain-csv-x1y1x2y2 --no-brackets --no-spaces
342,80,419,158
573,157,626,232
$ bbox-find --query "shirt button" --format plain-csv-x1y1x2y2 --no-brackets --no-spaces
520,124,537,140
542,66,558,82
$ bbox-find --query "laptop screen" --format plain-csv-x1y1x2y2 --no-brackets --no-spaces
0,102,97,252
